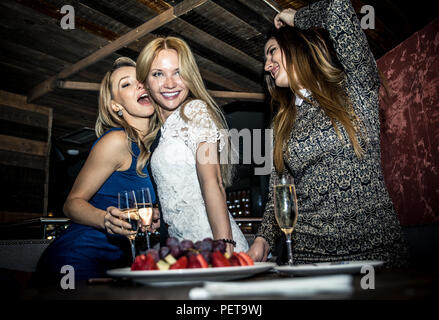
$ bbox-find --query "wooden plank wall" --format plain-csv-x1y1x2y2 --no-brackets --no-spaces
0,90,52,223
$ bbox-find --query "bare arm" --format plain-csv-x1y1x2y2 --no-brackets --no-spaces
63,130,133,235
196,141,234,255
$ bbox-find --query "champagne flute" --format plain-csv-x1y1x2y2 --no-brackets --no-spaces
118,190,139,262
136,188,153,250
273,175,298,266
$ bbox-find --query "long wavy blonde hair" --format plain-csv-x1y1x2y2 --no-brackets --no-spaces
136,36,234,186
95,57,161,177
266,26,366,174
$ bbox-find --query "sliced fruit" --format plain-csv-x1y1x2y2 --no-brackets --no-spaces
170,256,188,269
164,254,177,265
232,252,247,266
211,251,231,267
156,259,170,271
187,255,202,269
195,253,208,268
238,252,254,266
228,255,241,267
131,253,158,271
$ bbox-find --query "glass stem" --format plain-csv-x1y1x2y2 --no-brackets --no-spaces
285,233,293,266
130,240,136,262
145,231,151,250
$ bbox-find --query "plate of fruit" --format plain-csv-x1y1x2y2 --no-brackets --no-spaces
107,237,275,285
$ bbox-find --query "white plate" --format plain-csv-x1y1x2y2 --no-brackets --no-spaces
107,262,276,286
275,260,384,276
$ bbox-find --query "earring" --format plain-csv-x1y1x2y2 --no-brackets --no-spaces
117,110,123,117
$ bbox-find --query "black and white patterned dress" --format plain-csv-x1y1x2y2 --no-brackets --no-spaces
256,0,408,267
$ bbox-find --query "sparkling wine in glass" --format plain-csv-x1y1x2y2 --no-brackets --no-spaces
136,188,153,250
118,190,139,261
274,175,298,266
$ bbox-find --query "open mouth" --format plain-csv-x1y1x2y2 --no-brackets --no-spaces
137,93,150,105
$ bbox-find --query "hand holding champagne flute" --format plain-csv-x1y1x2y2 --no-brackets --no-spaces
118,190,140,261
274,175,298,266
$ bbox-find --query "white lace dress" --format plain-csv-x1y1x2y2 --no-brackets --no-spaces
151,99,249,252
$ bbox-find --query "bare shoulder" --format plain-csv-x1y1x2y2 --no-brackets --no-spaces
90,129,130,160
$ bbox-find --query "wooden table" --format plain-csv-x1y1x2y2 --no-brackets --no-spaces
18,268,436,300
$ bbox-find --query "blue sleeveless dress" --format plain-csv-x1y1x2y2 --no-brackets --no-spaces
36,128,156,280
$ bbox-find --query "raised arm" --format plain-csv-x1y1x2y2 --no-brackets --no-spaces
291,0,380,92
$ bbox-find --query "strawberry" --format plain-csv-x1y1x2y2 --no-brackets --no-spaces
231,252,247,266
228,255,241,266
169,256,188,269
131,253,158,270
187,255,201,268
195,253,209,268
238,252,254,266
211,251,231,267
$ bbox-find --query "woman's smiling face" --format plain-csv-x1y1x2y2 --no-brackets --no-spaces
147,49,189,119
264,38,290,88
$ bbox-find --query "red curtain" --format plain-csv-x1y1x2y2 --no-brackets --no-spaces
377,18,439,225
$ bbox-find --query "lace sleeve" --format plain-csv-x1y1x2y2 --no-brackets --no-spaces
182,100,226,155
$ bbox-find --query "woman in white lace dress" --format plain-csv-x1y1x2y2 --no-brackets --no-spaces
136,36,248,254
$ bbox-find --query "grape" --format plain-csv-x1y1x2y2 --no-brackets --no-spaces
212,240,226,253
200,249,212,264
181,239,194,250
145,249,159,262
159,246,170,259
169,244,182,258
166,237,179,248
199,239,213,251
185,250,198,258
194,240,203,251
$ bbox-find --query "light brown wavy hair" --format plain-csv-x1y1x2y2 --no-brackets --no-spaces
266,26,366,174
95,57,161,177
136,36,234,186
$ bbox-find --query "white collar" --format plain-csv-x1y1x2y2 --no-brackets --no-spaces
295,88,311,106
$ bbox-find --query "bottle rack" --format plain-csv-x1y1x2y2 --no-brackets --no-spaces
226,190,262,234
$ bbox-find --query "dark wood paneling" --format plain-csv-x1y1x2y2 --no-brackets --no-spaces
0,119,48,142
0,150,46,170
0,105,50,130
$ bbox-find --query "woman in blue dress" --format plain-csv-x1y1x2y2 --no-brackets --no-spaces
36,57,161,281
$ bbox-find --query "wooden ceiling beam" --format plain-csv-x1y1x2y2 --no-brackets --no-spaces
166,17,263,75
57,81,101,91
27,0,208,103
208,90,265,101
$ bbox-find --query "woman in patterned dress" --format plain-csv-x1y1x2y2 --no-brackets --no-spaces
136,37,248,254
247,0,407,267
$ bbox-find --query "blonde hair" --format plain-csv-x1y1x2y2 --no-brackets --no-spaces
95,57,161,177
266,27,365,174
137,36,234,186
